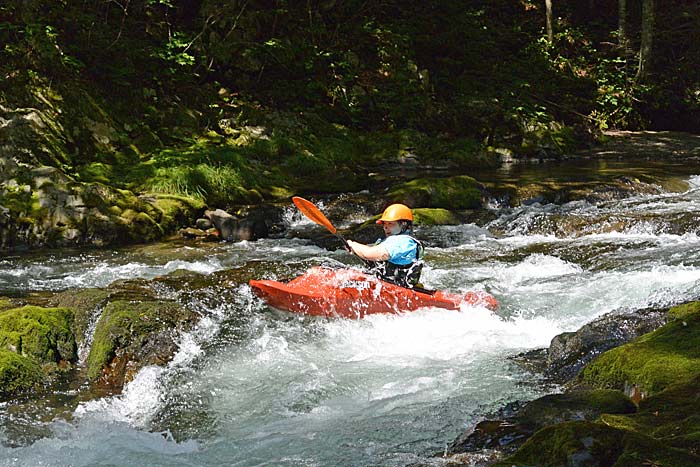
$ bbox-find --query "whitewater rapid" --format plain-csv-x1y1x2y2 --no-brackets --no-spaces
2,175,700,466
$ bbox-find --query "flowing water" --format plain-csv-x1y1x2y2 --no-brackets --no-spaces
2,162,700,466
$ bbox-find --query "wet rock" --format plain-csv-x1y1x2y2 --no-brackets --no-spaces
205,208,270,241
511,306,667,385
195,217,212,230
387,175,485,210
205,208,236,240
0,305,78,400
493,420,700,467
446,390,635,461
543,306,667,382
576,301,700,398
85,291,198,388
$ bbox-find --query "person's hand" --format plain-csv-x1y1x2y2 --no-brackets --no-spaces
345,240,356,254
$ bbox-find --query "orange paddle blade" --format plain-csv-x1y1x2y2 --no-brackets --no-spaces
292,196,337,234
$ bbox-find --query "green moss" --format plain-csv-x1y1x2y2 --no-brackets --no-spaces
518,390,636,428
599,376,700,452
0,306,77,364
50,288,112,347
412,208,461,225
0,298,14,312
578,307,700,395
667,301,700,321
0,349,43,399
86,299,190,380
107,205,122,216
78,162,119,185
152,194,205,233
496,421,700,467
114,188,141,211
387,175,483,209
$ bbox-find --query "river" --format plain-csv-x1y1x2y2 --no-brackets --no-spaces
2,158,700,466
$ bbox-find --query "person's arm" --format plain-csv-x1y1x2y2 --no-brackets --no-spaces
346,240,390,261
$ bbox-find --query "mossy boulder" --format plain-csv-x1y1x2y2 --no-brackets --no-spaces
386,175,484,210
86,297,198,387
577,301,700,398
448,390,635,457
598,375,700,454
519,390,636,427
1,165,205,251
0,349,43,399
0,306,76,365
152,194,206,233
49,288,113,348
412,208,462,225
0,305,77,400
495,420,700,467
543,306,667,383
667,301,700,320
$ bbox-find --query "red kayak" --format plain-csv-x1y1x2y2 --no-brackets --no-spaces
249,266,498,319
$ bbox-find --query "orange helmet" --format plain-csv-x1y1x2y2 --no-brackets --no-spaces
376,203,413,223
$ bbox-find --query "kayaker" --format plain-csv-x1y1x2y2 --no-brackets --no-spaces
346,203,425,288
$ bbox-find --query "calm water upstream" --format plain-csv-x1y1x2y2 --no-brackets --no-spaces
2,160,700,466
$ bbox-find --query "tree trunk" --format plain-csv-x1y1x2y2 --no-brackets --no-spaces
545,0,553,42
637,0,655,80
618,0,628,51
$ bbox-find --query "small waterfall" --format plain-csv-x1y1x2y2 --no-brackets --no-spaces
77,302,106,365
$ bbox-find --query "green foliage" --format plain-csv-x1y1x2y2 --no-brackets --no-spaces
129,140,261,206
153,32,196,74
2,0,700,224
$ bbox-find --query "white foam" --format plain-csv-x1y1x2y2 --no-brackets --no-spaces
321,306,558,366
75,366,165,427
494,254,582,285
